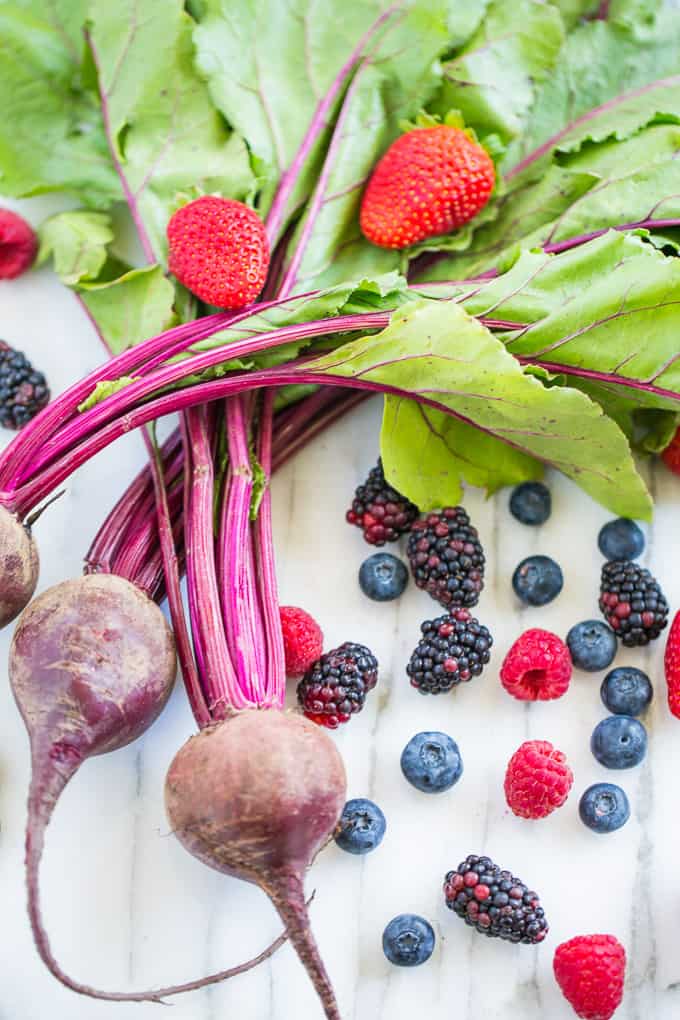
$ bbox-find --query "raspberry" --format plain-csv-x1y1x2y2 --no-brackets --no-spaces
167,195,270,309
406,608,492,694
297,642,378,728
664,610,680,719
504,740,573,820
279,606,323,678
443,854,548,944
500,629,572,701
554,934,626,1020
407,506,485,608
0,209,37,280
599,560,668,646
346,459,419,545
661,426,680,475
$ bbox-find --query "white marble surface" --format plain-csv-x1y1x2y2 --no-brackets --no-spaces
2,198,680,1020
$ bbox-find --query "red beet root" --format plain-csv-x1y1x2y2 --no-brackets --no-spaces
0,505,39,627
165,709,347,1020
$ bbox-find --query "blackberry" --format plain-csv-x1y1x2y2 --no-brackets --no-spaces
407,507,485,608
599,560,669,646
346,459,418,545
0,342,50,429
443,854,548,945
406,608,492,694
297,641,378,728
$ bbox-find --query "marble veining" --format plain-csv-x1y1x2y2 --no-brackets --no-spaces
2,198,680,1019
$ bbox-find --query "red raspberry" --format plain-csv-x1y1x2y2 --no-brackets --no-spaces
167,196,270,309
554,934,626,1020
500,628,572,701
504,740,573,819
664,610,680,719
279,606,323,678
661,426,680,475
0,209,37,280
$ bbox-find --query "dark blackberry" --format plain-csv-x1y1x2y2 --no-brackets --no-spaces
599,560,669,647
0,341,50,429
443,854,548,945
297,641,378,729
346,459,419,545
407,507,485,608
406,608,492,694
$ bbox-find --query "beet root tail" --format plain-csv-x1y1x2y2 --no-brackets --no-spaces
269,871,342,1020
25,753,288,1002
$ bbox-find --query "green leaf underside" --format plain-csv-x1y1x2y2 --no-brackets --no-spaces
79,265,177,355
37,210,115,285
303,299,652,518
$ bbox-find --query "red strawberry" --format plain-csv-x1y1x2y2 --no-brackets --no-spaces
359,125,495,249
0,209,37,280
500,628,572,701
664,610,680,718
554,934,626,1020
280,606,323,678
167,196,270,309
661,426,680,475
504,740,573,820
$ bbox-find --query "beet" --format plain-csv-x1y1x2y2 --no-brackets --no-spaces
165,709,347,1020
0,505,38,627
10,573,177,998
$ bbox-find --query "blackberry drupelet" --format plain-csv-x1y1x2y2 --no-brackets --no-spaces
443,854,548,944
406,608,492,694
297,641,378,728
0,342,50,429
346,459,419,545
407,507,485,608
599,560,669,646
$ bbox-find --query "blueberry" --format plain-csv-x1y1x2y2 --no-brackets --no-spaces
591,715,647,769
382,914,435,967
334,798,386,855
579,783,630,833
359,553,408,602
598,518,645,561
509,482,551,525
566,620,617,672
601,667,653,716
512,555,563,606
400,731,463,793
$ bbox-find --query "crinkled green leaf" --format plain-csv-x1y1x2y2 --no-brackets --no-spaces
80,265,177,355
78,375,140,412
38,210,114,285
0,5,119,206
7,0,88,59
547,0,600,29
303,299,652,518
88,0,254,260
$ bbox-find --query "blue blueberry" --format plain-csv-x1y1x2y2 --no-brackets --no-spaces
598,518,645,561
591,715,647,769
566,620,617,672
601,667,653,716
509,481,551,525
382,914,435,967
359,553,408,602
512,555,563,606
579,783,630,833
400,731,463,793
334,798,386,855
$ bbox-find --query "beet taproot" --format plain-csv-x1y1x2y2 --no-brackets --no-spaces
0,505,38,627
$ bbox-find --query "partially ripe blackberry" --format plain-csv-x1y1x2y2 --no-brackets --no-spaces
407,608,492,694
407,507,485,608
599,560,668,646
346,459,418,545
0,342,50,429
444,854,548,944
297,641,378,729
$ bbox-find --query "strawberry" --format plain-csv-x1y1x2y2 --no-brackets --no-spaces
359,125,495,249
554,934,626,1020
661,426,680,475
0,208,37,280
664,610,680,718
167,196,270,310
